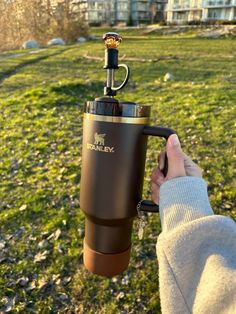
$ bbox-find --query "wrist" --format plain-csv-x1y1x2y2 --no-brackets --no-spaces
159,176,214,233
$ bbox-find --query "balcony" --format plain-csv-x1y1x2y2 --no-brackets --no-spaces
170,4,202,11
203,0,236,7
173,4,190,10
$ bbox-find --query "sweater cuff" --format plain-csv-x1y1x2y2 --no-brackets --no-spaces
159,176,214,233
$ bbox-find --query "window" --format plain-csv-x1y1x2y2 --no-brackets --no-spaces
138,12,148,19
89,2,96,9
118,3,128,10
173,11,189,20
224,8,230,19
193,10,202,19
98,12,103,20
138,3,147,11
89,11,98,20
208,8,221,18
117,12,128,20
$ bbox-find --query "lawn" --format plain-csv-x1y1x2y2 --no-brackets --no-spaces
0,31,235,313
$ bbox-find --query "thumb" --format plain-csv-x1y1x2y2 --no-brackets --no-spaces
166,134,186,179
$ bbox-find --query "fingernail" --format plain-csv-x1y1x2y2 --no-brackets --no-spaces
158,164,164,171
169,134,180,147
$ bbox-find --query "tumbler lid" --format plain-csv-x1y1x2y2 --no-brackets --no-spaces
85,98,151,118
83,240,131,278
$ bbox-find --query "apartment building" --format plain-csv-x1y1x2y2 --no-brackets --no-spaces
166,0,202,22
202,0,236,20
56,0,236,24
166,0,236,22
131,0,151,23
72,0,167,25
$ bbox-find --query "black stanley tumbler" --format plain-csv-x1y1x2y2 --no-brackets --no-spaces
80,33,175,277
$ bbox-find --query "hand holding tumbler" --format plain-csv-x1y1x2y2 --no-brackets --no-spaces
80,33,176,277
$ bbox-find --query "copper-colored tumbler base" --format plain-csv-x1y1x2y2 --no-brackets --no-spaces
83,240,131,278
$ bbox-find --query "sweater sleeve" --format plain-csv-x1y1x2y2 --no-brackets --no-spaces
156,176,236,314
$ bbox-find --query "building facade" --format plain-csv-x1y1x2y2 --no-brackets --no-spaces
72,0,167,25
166,0,202,22
202,0,236,21
166,0,236,22
62,0,236,24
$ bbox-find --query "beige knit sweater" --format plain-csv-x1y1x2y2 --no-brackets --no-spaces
156,177,236,314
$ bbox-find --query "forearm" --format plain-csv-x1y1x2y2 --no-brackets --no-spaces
159,176,213,233
157,177,236,314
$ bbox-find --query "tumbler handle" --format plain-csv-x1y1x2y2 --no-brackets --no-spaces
139,126,176,213
112,64,130,92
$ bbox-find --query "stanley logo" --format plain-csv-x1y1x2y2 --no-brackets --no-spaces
87,133,115,153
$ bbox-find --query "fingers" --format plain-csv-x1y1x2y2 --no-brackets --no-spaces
183,153,203,177
151,167,165,186
151,151,165,182
150,166,164,205
150,134,187,205
166,134,186,179
151,181,160,205
151,166,159,181
150,135,202,207
158,151,166,171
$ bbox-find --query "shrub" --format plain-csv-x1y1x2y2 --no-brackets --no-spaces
204,19,236,26
188,20,202,26
159,20,167,26
221,20,236,25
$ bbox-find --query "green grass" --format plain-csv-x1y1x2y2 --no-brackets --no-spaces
0,31,235,313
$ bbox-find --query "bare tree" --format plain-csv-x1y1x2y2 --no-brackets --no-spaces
0,0,88,51
150,2,158,25
50,0,88,42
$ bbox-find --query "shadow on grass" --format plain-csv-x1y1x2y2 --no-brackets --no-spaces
18,81,105,109
0,47,76,84
50,81,104,103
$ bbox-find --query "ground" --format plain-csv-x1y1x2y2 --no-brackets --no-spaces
0,29,235,313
